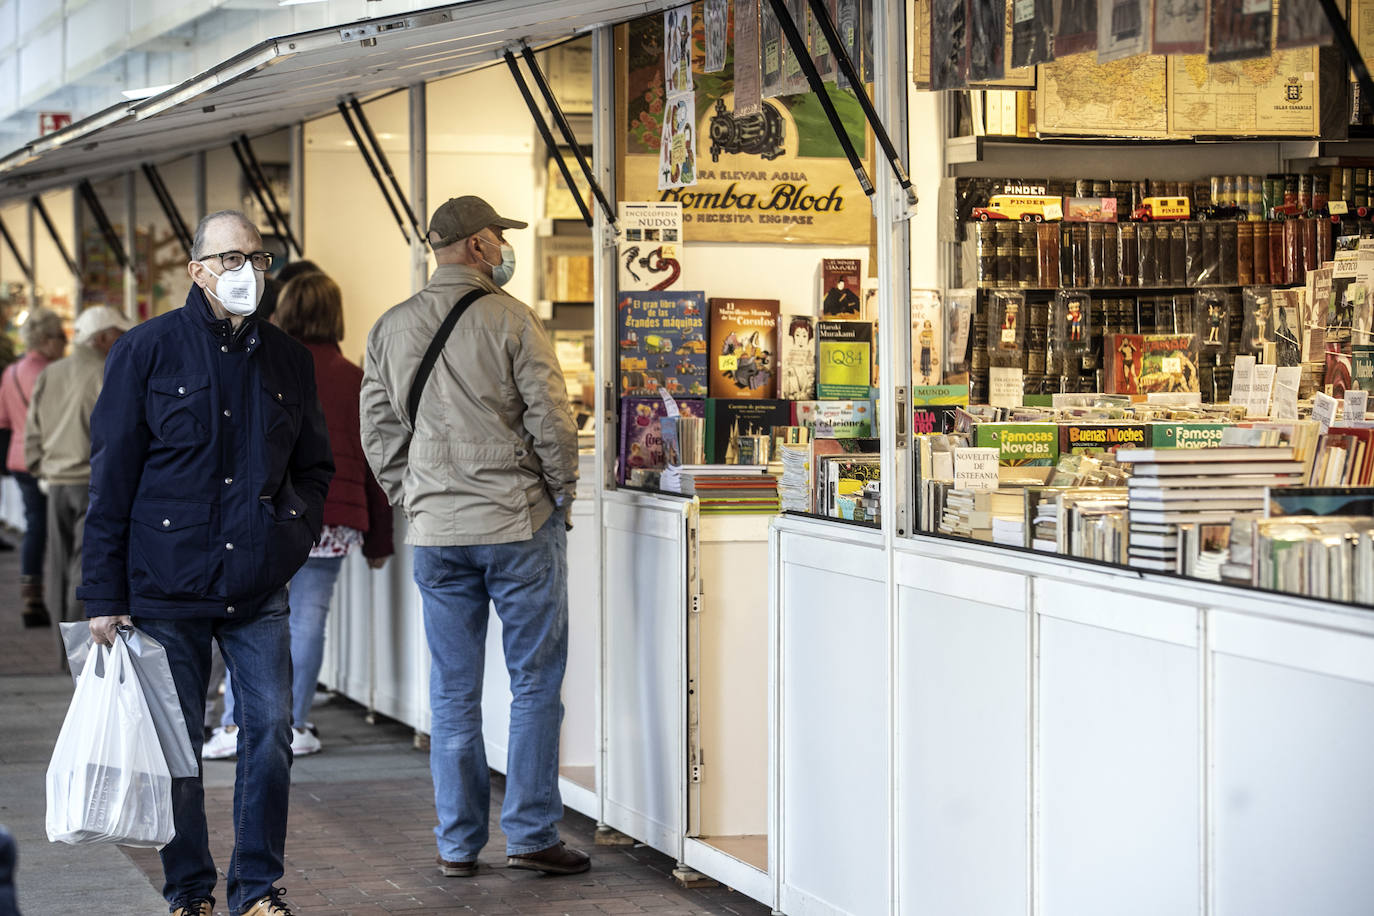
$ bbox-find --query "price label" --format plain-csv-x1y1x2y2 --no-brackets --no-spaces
953,447,1001,491
657,388,681,417
1043,203,1064,222
1312,391,1339,431
1346,388,1368,421
989,366,1024,408
717,354,738,372
1330,200,1350,216
1162,356,1182,375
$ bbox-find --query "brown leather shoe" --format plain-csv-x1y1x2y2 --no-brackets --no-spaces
170,901,213,916
436,853,478,877
506,841,590,875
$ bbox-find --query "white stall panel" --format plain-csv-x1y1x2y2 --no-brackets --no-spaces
1037,581,1200,916
779,529,888,916
602,493,690,858
899,563,1028,916
1212,615,1374,916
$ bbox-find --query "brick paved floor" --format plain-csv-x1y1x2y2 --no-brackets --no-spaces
0,532,772,916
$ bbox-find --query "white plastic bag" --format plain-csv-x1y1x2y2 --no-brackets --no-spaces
46,638,175,848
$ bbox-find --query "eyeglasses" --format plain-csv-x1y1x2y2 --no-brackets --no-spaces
204,250,274,271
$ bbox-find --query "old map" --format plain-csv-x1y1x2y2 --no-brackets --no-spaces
1167,48,1319,136
1036,52,1169,136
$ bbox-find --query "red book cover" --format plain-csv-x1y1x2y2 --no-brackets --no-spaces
820,258,863,317
708,298,780,399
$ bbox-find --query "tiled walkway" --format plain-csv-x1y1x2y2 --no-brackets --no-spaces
0,543,769,915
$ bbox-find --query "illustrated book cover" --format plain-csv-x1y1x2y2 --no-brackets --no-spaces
708,297,780,399
617,291,708,397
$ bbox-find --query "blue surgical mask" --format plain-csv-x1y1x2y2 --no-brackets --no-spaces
478,237,516,287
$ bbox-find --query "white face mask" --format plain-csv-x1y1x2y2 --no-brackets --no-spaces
200,259,263,316
477,237,517,287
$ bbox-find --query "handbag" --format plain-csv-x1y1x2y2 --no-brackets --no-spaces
406,289,486,427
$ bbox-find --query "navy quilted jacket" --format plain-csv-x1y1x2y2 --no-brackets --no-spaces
79,287,334,619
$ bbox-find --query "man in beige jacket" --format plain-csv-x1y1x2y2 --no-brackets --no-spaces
361,196,585,879
25,305,130,627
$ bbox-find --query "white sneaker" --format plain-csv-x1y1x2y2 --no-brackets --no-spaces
203,725,238,760
290,726,321,756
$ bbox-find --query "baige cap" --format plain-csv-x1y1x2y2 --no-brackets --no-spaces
427,196,528,248
73,305,133,345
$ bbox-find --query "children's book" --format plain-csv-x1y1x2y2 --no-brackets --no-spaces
708,298,780,399
617,291,707,397
618,397,706,485
705,398,793,464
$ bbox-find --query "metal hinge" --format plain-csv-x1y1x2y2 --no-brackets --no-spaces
339,11,451,43
894,385,909,450
691,593,703,615
690,748,704,783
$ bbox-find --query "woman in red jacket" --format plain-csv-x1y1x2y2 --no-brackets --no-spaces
206,271,394,758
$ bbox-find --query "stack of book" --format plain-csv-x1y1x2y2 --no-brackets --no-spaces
1308,426,1374,486
1254,516,1374,603
663,465,779,514
1116,445,1304,572
778,444,811,513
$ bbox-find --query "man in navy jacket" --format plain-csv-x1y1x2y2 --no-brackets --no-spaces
80,211,333,916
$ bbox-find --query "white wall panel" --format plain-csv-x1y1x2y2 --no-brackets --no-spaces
1038,608,1200,916
65,1,128,75
899,583,1028,916
779,532,888,916
1213,647,1374,916
17,23,61,103
0,0,17,50
16,0,56,38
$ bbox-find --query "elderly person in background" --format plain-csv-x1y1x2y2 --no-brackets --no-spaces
0,306,67,628
205,270,393,760
25,306,132,630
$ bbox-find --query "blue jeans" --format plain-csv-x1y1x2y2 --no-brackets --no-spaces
223,556,343,729
13,472,46,577
136,594,293,916
413,509,569,861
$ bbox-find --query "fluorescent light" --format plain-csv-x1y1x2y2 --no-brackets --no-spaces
121,84,175,100
278,0,329,5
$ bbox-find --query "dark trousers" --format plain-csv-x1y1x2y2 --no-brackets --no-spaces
135,594,293,916
12,473,45,578
44,483,88,623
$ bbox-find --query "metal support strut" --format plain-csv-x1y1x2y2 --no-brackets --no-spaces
518,43,619,229
141,163,194,260
764,0,874,201
348,98,426,245
336,101,414,246
1317,0,1374,114
803,0,916,206
231,136,302,257
0,216,32,281
30,196,78,278
76,180,129,271
503,50,595,228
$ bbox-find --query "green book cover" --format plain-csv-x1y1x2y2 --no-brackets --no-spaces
973,423,1059,466
816,321,873,399
1353,344,1374,391
1149,423,1227,449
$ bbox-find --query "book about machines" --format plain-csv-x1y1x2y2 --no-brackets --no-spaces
816,321,874,399
618,397,706,485
708,298,780,399
617,291,708,398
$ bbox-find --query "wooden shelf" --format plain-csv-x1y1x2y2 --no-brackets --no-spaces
944,135,1364,166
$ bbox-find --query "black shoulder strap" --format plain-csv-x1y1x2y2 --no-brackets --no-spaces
407,288,486,428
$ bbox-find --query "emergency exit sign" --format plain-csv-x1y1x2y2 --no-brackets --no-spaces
39,112,72,135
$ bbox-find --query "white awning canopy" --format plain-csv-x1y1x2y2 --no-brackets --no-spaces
0,0,659,200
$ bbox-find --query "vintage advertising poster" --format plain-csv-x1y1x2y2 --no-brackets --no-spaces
709,297,781,398
618,202,684,292
1167,49,1320,137
705,0,730,72
1053,0,1099,57
1011,0,1055,69
1097,0,1150,63
968,0,1008,83
620,15,873,245
1276,0,1332,48
1036,52,1170,137
930,0,969,90
780,314,818,399
617,291,708,397
735,0,764,114
1206,0,1273,63
658,92,699,189
821,258,863,316
665,8,694,94
1151,0,1205,53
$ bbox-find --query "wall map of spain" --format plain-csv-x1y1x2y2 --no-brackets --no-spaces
1035,52,1170,137
618,12,873,244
